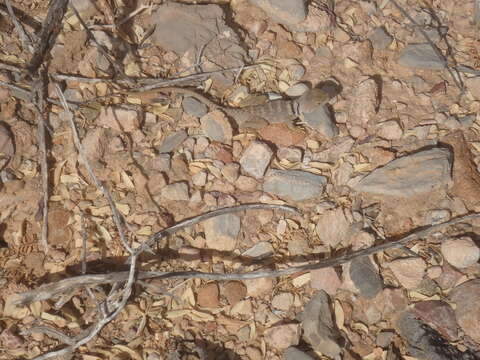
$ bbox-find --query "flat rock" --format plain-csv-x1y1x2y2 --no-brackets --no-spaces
264,324,301,350
300,291,343,358
441,236,480,269
240,141,273,179
245,276,274,297
355,148,452,197
160,182,189,201
310,267,341,295
272,292,294,311
302,105,339,139
369,27,393,50
350,256,383,299
449,279,480,343
397,43,446,70
97,106,139,132
377,119,403,140
156,130,188,153
283,347,315,360
242,241,274,259
277,147,302,163
388,257,426,289
197,283,220,308
203,213,240,251
223,281,247,305
200,110,233,145
248,0,307,26
258,123,306,147
412,300,458,341
183,96,208,117
263,169,327,201
315,208,350,248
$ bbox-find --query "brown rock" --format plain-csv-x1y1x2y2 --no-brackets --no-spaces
47,208,73,247
271,292,294,311
412,300,458,340
387,257,426,289
441,236,480,269
449,279,480,343
197,283,220,308
264,323,301,350
223,281,247,305
310,267,341,295
258,123,306,147
245,277,274,297
97,106,139,132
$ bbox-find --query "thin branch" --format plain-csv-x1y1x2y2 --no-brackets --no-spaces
4,0,34,52
16,211,480,306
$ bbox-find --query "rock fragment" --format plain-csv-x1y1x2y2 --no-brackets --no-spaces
203,213,240,251
200,110,233,144
302,105,338,139
160,182,189,201
369,27,393,50
412,300,458,341
182,97,208,117
264,324,301,350
315,208,350,248
196,283,220,308
156,130,188,153
283,347,315,360
248,0,307,26
449,279,480,343
239,141,273,179
398,43,446,70
263,169,326,201
388,257,426,289
441,236,480,269
350,256,383,299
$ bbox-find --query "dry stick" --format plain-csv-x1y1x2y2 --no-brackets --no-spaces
387,0,464,92
16,211,480,306
32,78,50,254
4,0,34,52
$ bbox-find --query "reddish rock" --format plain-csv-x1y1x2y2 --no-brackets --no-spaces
197,283,220,308
258,123,306,147
223,281,247,305
412,300,458,340
449,279,480,343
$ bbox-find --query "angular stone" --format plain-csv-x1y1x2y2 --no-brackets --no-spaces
310,267,341,295
156,130,188,153
315,208,350,248
263,169,326,201
248,0,307,26
242,241,274,259
398,43,446,70
350,256,383,299
196,283,220,308
449,279,480,343
283,347,315,360
272,292,294,311
277,147,302,163
223,281,247,305
301,291,342,358
200,110,233,145
204,213,240,251
355,148,452,197
388,257,426,289
441,236,480,269
369,27,393,50
160,182,189,201
377,120,403,140
240,141,273,179
97,106,139,132
182,96,208,117
302,105,339,139
412,301,458,341
264,324,301,350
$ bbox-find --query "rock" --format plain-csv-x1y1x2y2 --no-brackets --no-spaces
377,120,403,140
449,279,480,343
196,283,220,308
153,153,171,172
376,331,395,348
239,141,273,179
203,214,240,251
440,236,480,269
149,3,245,70
242,241,274,259
283,347,315,360
301,291,342,358
315,208,350,248
277,147,302,163
263,169,327,201
235,175,258,191
258,123,306,147
264,323,301,350
156,130,188,153
248,0,307,26
221,163,240,183
425,209,451,225
412,301,458,341
97,106,139,132
355,148,452,197
160,182,189,201
397,43,446,70
347,78,379,136
350,256,383,299
302,105,339,139
182,96,208,117
388,257,426,289
272,292,294,311
310,267,341,295
200,110,233,145
245,276,274,297
435,263,463,290
369,27,393,50
397,311,475,360
285,83,309,97
223,281,247,305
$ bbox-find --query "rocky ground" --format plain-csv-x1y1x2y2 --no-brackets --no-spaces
0,0,480,359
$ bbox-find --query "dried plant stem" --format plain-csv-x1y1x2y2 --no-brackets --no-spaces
4,0,34,52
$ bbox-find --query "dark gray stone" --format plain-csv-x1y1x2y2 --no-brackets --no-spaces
350,256,383,298
263,169,327,201
182,97,208,118
302,105,338,139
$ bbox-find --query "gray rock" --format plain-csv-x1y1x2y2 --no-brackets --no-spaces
350,256,383,299
200,111,232,145
263,170,327,201
355,148,452,197
182,97,208,117
300,291,343,358
376,331,395,348
153,153,171,172
277,147,302,163
396,311,477,360
240,141,273,179
302,105,338,139
249,0,307,26
369,27,393,50
156,130,188,153
397,43,446,70
283,347,315,360
160,182,189,201
242,241,274,259
204,214,240,251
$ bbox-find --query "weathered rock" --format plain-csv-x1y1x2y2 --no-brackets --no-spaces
182,96,208,117
412,301,458,341
156,130,188,153
264,169,326,201
376,331,395,348
350,256,383,299
196,283,220,308
200,110,233,145
242,241,274,259
223,281,247,305
300,291,343,358
97,106,139,132
398,43,446,70
160,182,189,201
272,292,294,311
377,120,403,140
245,276,274,297
449,279,480,343
277,147,302,163
204,214,240,251
315,208,350,248
302,105,339,139
441,236,480,269
310,267,341,295
240,141,273,179
388,257,426,289
355,148,452,196
248,0,307,26
264,324,301,350
283,347,315,360
369,27,393,50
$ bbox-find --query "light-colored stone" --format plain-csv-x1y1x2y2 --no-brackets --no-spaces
398,43,446,70
441,236,480,268
156,130,188,153
196,283,220,308
388,257,426,289
277,147,302,163
245,276,274,297
242,241,274,259
263,169,327,201
449,279,480,343
240,141,273,179
377,120,403,140
271,292,294,311
249,0,307,26
264,323,301,350
97,106,139,132
200,110,233,145
315,208,350,247
160,182,189,201
204,214,240,251
310,267,341,295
